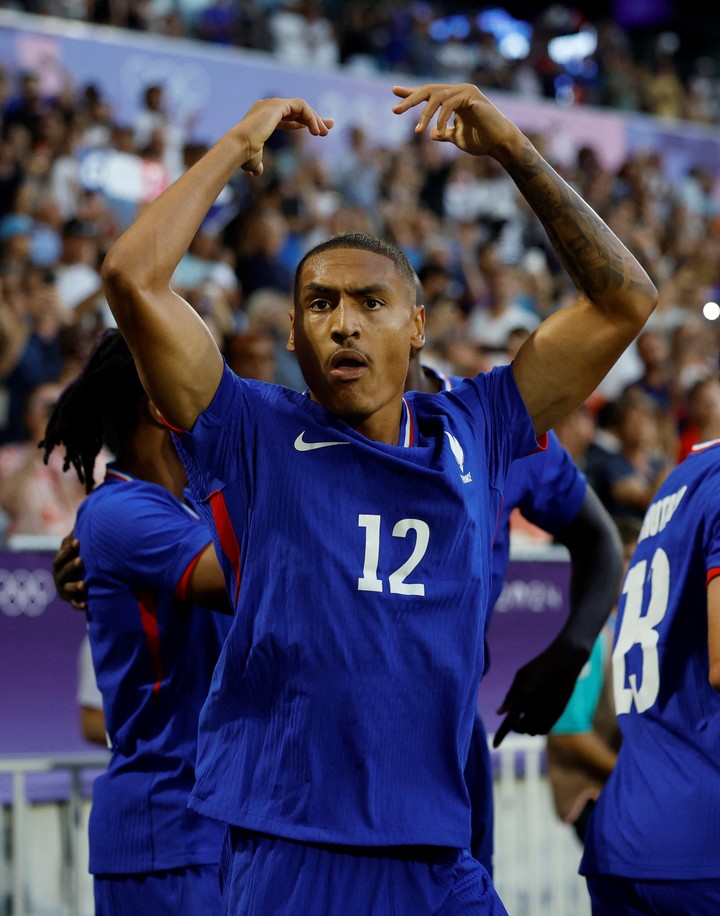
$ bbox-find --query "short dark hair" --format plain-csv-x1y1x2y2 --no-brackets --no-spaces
293,233,416,306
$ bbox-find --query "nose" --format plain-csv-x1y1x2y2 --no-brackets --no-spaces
330,299,360,343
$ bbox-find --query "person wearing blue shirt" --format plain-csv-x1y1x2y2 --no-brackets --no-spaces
42,330,232,915
581,437,720,913
406,349,623,875
101,84,656,914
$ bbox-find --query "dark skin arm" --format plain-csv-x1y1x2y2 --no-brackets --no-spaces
494,485,624,746
546,730,618,780
392,84,658,436
102,98,333,431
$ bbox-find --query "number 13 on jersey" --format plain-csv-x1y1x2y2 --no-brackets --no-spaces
613,547,670,715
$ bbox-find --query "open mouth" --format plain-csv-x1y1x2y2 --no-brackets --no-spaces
329,350,368,380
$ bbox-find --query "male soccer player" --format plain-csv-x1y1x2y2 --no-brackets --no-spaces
407,345,624,873
581,437,720,911
43,330,231,914
100,84,657,913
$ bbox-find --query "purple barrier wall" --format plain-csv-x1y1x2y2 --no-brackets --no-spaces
0,550,91,755
479,554,571,734
0,548,570,755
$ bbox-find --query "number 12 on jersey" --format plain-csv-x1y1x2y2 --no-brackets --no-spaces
357,514,429,596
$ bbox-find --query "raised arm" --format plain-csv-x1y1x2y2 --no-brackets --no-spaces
392,84,658,435
101,98,333,430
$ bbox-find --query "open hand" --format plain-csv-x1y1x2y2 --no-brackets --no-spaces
391,83,517,158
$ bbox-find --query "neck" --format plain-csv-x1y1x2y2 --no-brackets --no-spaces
115,424,186,499
405,358,443,395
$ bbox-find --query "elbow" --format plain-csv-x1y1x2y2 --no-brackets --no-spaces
100,249,131,306
101,250,151,323
628,280,659,333
101,249,134,299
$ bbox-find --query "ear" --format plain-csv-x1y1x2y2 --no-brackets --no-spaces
410,304,425,352
286,309,295,352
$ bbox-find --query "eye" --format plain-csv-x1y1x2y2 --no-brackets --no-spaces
309,299,331,311
365,298,384,310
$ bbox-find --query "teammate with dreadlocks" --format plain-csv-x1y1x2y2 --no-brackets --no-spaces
43,328,231,916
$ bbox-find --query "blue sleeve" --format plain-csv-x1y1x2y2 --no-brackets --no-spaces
172,361,257,503
704,481,720,574
512,430,587,535
86,487,211,593
551,633,606,734
447,364,541,490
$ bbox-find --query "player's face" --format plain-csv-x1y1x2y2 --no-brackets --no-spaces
289,249,425,430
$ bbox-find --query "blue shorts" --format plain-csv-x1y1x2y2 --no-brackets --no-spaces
586,873,720,916
94,863,222,915
221,829,508,915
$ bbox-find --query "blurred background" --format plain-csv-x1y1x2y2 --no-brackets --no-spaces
1,1,720,913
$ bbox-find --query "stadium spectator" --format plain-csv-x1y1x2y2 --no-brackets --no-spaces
0,264,65,444
224,329,277,384
0,380,94,538
677,376,720,462
586,391,670,527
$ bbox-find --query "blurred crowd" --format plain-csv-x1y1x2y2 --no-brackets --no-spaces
8,1,720,124
1,15,720,544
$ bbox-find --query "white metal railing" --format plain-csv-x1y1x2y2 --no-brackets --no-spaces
1,740,590,916
0,754,108,916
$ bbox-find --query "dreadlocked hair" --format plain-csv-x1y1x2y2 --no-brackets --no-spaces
41,329,147,493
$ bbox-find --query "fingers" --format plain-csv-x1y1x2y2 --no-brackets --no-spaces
52,536,79,573
493,714,514,748
278,99,333,136
392,85,439,133
54,554,84,589
392,84,463,134
64,581,88,612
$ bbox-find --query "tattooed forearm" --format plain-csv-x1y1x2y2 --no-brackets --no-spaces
500,139,650,307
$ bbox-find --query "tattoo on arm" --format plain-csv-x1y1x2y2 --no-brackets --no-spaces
506,143,648,304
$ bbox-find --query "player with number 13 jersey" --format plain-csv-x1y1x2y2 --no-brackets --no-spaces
582,438,720,902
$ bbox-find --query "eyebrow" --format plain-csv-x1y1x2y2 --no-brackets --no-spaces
302,283,395,297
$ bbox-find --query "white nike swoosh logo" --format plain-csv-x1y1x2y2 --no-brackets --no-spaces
294,432,350,451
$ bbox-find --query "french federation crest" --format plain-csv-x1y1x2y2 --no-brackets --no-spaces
444,430,472,483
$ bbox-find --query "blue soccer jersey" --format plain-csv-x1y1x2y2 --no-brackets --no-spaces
75,465,231,874
421,369,586,612
173,361,539,848
582,439,720,880
489,428,585,611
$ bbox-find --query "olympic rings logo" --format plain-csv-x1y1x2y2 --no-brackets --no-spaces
0,568,55,617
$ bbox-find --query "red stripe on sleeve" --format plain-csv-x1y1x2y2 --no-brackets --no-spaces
174,546,208,601
707,567,720,585
208,490,242,604
136,588,163,699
